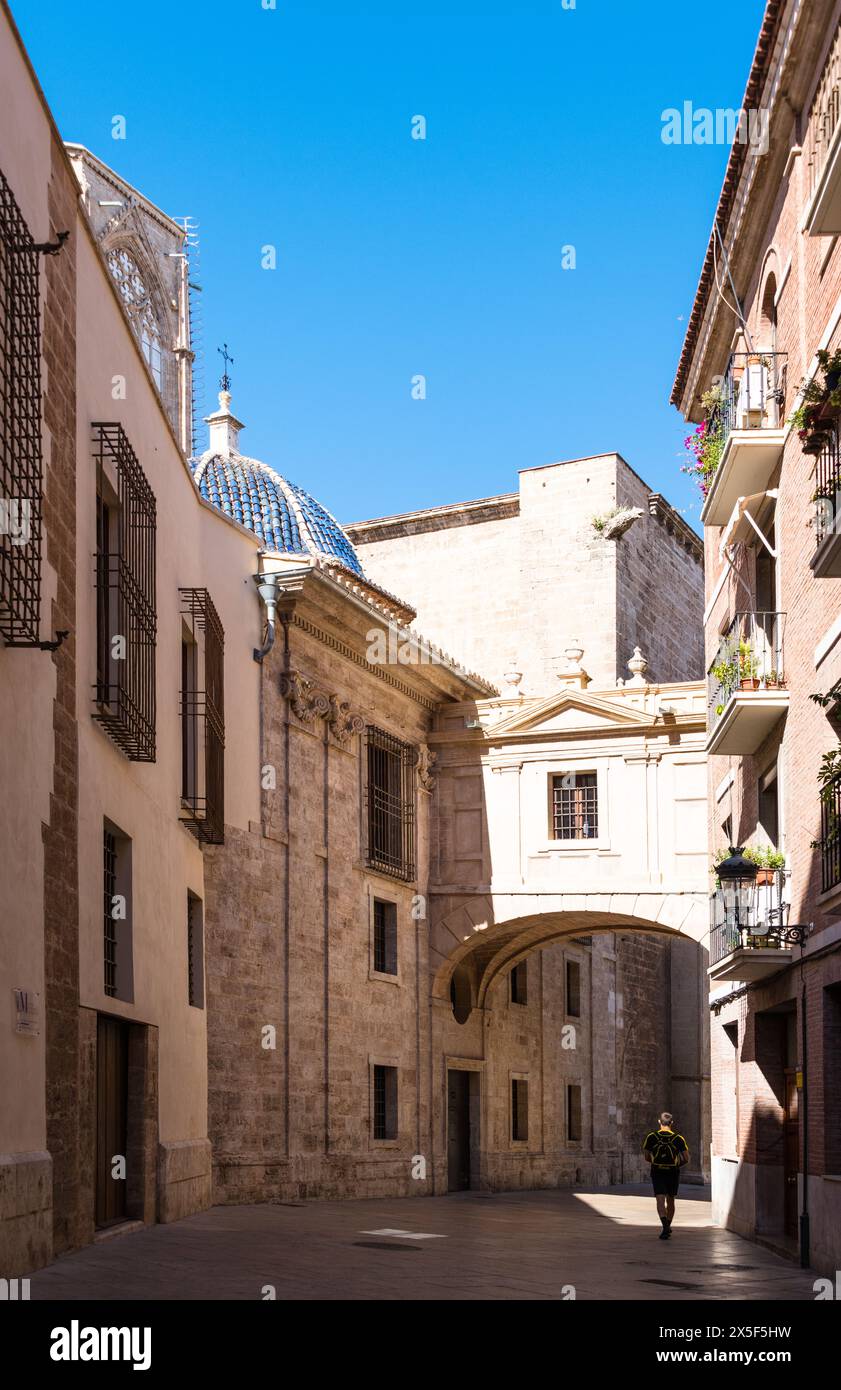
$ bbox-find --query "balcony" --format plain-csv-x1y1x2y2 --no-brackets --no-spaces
700,352,787,527
819,771,841,897
708,875,795,983
810,421,841,578
707,611,788,756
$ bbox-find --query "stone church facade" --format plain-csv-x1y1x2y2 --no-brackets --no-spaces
0,0,709,1276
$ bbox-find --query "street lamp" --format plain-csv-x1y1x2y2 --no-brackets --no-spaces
715,845,758,938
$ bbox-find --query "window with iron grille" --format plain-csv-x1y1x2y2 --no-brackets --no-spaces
551,772,598,840
567,1084,582,1142
373,898,397,975
92,423,156,760
820,771,841,895
511,1078,528,1142
566,959,581,1018
103,821,132,1001
365,727,416,881
103,829,118,998
179,588,225,844
373,1064,398,1140
510,961,528,1005
187,891,205,1008
0,165,43,645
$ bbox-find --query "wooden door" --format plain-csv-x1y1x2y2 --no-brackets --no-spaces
96,1015,129,1227
783,1067,799,1240
447,1070,471,1192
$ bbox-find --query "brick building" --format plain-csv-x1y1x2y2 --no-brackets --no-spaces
672,0,841,1275
1,0,710,1279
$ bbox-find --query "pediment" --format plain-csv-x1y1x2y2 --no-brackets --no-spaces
487,689,652,737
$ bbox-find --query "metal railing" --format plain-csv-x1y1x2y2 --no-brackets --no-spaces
707,351,787,460
707,611,786,737
820,772,841,895
92,423,157,762
365,726,416,881
709,872,790,966
179,587,225,845
813,420,841,550
0,165,43,645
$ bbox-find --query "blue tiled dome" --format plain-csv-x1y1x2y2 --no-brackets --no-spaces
192,451,363,576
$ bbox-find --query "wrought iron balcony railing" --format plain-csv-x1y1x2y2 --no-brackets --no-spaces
707,611,786,737
813,420,841,551
709,871,792,966
707,351,787,459
819,770,841,895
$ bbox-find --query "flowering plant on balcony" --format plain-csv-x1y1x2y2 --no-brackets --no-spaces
790,350,841,454
681,387,724,497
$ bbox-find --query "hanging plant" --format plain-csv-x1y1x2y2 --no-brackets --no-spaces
681,386,724,498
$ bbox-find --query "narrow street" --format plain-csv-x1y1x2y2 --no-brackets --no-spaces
28,1186,817,1302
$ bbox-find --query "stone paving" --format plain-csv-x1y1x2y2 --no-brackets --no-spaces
28,1184,819,1301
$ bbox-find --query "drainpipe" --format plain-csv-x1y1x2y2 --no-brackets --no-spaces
253,570,279,663
800,981,810,1268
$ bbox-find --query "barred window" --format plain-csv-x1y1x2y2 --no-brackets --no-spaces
179,588,225,844
551,772,598,840
92,423,156,761
187,892,205,1008
0,166,43,644
365,727,416,881
103,820,133,1001
373,898,397,975
373,1064,398,1141
511,1078,528,1142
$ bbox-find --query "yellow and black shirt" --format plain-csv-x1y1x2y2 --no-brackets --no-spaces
643,1128,688,1169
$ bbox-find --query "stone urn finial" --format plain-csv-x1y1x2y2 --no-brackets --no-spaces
627,646,649,686
502,662,523,697
557,642,589,689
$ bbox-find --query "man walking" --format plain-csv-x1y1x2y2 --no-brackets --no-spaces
643,1112,689,1239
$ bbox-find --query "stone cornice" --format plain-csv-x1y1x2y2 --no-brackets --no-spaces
345,492,519,543
647,493,704,561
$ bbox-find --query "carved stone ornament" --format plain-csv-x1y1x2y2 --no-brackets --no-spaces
279,671,329,723
280,671,365,743
416,744,438,793
328,694,366,746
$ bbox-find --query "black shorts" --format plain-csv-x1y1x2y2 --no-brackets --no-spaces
651,1167,680,1197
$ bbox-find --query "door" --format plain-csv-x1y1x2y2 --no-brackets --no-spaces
783,1067,799,1240
447,1069,472,1191
96,1015,129,1227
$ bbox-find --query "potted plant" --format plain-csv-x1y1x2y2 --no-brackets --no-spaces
744,844,786,885
738,640,759,689
817,347,841,396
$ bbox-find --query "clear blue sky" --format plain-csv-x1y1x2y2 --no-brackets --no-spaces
13,0,766,529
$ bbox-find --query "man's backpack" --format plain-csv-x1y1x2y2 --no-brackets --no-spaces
649,1131,681,1167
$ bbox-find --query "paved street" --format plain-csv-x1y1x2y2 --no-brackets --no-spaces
28,1185,818,1301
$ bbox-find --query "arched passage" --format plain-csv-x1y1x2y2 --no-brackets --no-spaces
427,893,710,1197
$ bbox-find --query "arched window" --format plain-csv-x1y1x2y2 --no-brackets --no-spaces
759,271,777,351
106,247,163,390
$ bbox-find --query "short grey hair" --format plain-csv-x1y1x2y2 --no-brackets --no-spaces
659,1111,674,1125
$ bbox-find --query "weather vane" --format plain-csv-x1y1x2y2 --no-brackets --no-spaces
217,342,234,392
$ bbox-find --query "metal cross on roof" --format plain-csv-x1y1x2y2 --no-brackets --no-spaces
217,342,234,391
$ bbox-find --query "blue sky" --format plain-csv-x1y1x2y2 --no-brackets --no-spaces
13,0,766,529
